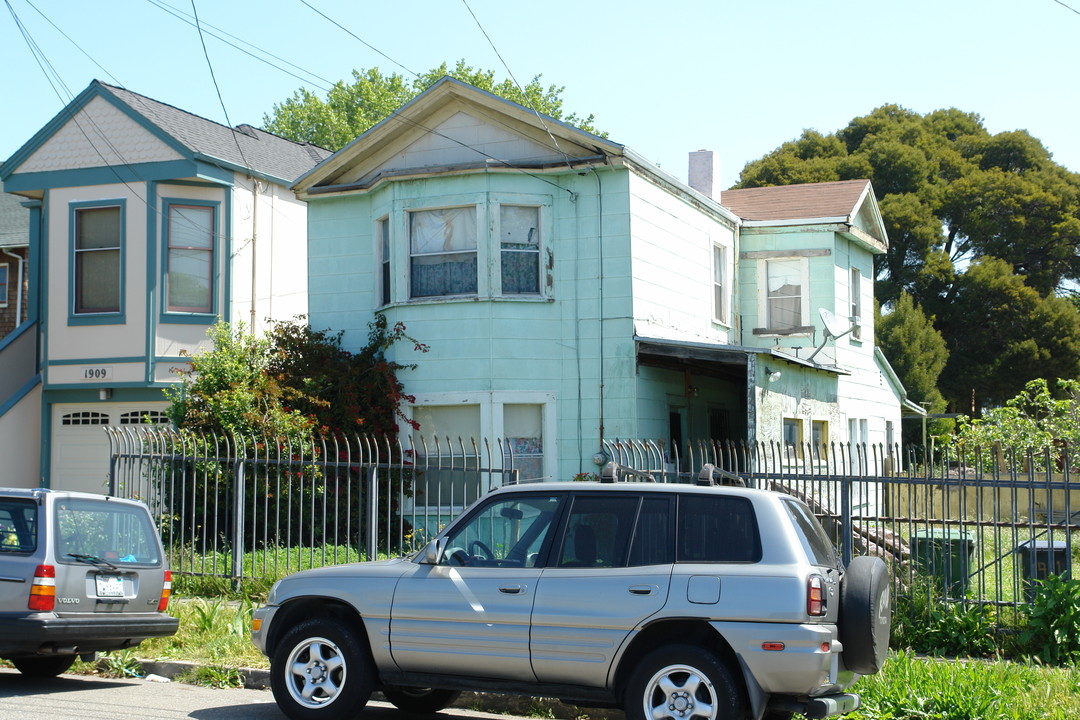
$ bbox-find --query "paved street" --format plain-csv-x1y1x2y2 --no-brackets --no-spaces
0,669,523,720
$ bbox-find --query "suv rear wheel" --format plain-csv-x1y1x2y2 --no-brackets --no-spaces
625,645,745,720
10,655,76,677
382,686,462,713
271,617,373,720
839,555,891,675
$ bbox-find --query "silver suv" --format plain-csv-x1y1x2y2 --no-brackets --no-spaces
253,475,890,720
0,488,178,677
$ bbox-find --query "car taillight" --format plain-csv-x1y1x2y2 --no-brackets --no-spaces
158,571,172,611
29,564,56,611
807,573,826,617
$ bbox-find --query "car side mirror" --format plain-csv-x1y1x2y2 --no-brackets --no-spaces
421,537,447,565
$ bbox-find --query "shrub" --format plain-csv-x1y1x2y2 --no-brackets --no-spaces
1021,573,1080,665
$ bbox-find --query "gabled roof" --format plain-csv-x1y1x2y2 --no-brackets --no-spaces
1,81,331,187
294,76,624,195
721,179,887,252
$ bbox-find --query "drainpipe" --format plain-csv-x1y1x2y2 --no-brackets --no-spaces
249,179,260,333
2,247,25,324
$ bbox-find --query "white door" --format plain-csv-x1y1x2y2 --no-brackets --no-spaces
51,402,167,494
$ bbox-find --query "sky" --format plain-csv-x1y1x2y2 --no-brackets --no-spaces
1,0,1078,190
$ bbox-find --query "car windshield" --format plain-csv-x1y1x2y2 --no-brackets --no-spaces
54,499,161,566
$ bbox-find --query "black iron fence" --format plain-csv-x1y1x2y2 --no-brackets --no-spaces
107,428,1076,614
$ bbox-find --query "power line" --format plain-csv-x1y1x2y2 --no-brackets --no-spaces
24,0,122,86
1052,0,1080,15
145,0,335,91
459,0,574,171
297,0,418,78
189,0,252,175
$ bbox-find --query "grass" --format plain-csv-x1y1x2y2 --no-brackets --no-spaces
851,650,1080,720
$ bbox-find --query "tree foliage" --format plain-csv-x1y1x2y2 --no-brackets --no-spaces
263,60,602,151
165,316,427,439
736,105,1080,413
949,378,1080,470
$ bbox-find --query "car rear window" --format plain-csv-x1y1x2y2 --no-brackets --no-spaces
677,495,761,563
782,498,840,568
0,498,37,553
54,499,162,566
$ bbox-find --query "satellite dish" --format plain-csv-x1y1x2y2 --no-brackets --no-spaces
806,308,857,364
819,308,850,339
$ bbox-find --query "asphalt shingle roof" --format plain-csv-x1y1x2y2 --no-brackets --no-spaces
721,179,871,222
101,82,332,183
0,180,28,247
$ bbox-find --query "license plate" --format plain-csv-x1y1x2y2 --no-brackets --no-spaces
95,575,124,598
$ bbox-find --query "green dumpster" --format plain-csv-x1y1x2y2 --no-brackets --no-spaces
1015,539,1071,602
910,528,974,596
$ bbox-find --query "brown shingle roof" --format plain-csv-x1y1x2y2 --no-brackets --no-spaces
721,179,871,222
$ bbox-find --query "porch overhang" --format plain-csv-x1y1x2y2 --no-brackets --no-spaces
635,337,751,381
635,336,847,380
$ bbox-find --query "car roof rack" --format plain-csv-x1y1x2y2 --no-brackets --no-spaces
696,463,746,487
600,461,656,483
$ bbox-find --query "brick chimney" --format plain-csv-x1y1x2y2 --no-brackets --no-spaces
688,150,720,201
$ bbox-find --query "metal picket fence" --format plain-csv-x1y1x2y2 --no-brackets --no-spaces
105,427,520,583
107,428,1077,615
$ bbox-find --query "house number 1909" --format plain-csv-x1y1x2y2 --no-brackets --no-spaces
82,367,112,380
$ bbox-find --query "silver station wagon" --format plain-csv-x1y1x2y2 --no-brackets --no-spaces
0,488,178,677
253,474,890,720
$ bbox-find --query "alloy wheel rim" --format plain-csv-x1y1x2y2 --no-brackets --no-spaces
643,663,718,720
284,635,347,708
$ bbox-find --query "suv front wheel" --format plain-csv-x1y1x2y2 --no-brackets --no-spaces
271,617,373,720
625,645,746,720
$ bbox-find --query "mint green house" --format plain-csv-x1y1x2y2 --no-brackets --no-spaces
295,78,920,483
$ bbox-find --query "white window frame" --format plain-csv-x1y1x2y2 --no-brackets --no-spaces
712,243,728,324
408,206,479,299
406,391,557,486
498,204,542,296
757,257,810,334
850,266,863,340
378,216,391,306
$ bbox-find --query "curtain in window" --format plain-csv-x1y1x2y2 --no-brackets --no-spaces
500,206,539,294
168,205,213,312
505,404,543,481
767,259,802,330
410,208,477,297
75,206,121,313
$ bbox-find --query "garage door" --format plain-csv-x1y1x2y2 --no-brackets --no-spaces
51,403,168,494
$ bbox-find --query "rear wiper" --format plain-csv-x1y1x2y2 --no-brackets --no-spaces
66,553,119,570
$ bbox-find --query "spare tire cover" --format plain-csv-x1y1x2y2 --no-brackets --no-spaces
838,555,891,675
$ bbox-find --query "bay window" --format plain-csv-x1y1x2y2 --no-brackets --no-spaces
166,202,215,313
500,205,540,295
409,207,477,298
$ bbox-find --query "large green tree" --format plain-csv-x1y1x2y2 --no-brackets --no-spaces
262,60,601,151
736,105,1080,413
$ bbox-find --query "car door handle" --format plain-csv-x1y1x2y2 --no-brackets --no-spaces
629,584,658,595
499,585,526,594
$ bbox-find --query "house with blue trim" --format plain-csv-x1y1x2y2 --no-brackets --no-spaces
0,81,330,491
293,77,922,489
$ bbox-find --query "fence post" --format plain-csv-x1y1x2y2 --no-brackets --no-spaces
366,465,378,560
232,458,245,583
840,474,853,566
